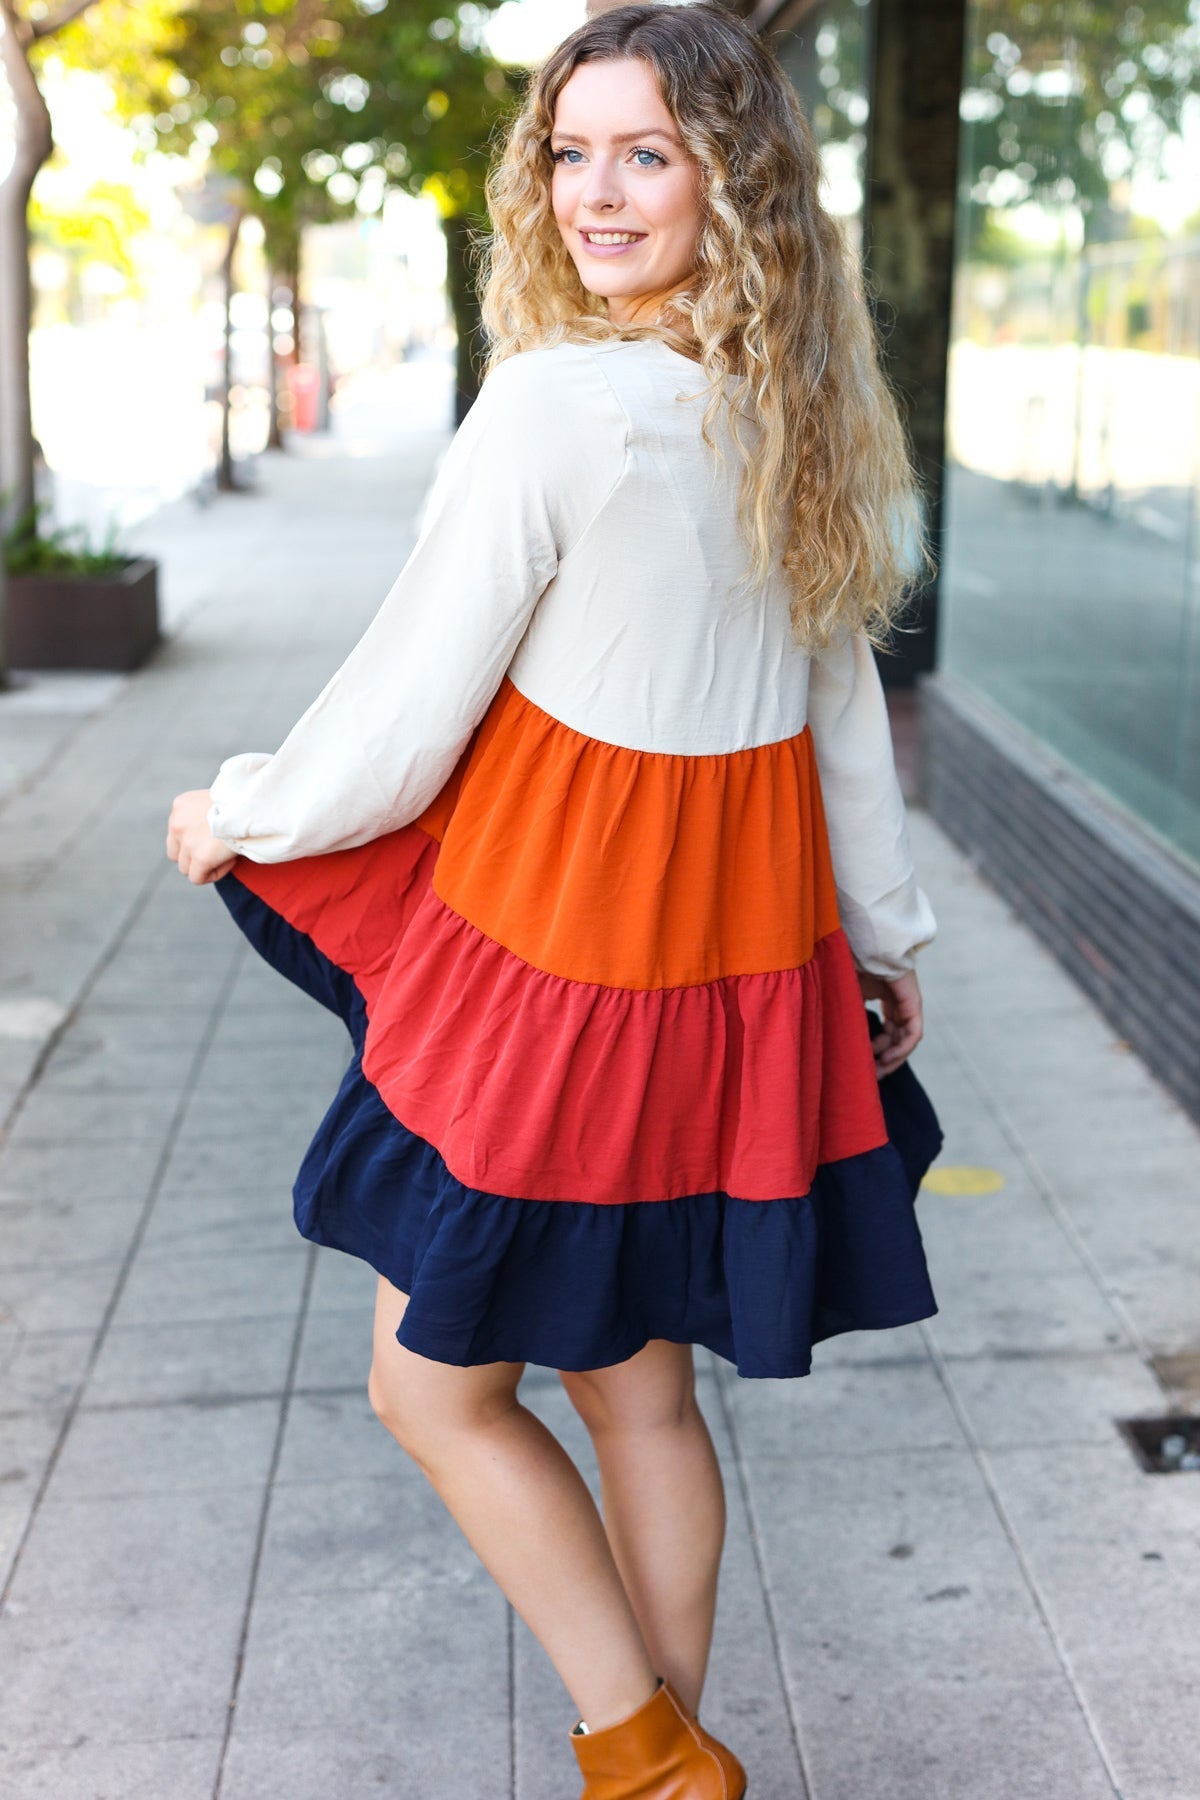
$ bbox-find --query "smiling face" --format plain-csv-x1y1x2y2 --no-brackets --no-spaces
550,57,704,329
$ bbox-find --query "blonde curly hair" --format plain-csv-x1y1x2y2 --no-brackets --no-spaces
479,1,930,650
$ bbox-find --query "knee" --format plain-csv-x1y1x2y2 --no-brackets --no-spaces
367,1357,439,1468
367,1358,412,1446
367,1354,519,1468
562,1359,698,1438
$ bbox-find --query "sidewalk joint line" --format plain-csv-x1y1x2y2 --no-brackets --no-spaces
0,937,245,1617
506,1601,517,1800
931,999,1169,1386
0,848,194,1151
212,1242,318,1799
921,1328,1127,1799
0,864,169,1152
0,689,125,828
711,1358,815,1800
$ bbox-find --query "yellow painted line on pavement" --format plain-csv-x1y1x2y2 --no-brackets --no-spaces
921,1165,1006,1196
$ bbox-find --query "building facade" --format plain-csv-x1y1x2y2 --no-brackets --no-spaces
752,0,1200,1117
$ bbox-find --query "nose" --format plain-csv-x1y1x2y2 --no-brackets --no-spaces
580,156,625,214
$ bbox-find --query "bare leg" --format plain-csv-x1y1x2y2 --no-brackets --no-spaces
367,1274,657,1731
560,1342,726,1715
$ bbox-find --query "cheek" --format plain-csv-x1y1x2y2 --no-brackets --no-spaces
551,168,579,231
649,173,703,243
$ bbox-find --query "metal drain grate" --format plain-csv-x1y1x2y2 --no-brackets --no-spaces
1117,1416,1200,1473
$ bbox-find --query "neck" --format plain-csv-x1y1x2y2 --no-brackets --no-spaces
607,278,692,330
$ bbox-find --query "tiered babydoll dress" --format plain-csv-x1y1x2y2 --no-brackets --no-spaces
207,336,942,1377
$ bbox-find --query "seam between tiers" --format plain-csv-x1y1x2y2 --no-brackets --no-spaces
501,675,815,762
413,825,845,997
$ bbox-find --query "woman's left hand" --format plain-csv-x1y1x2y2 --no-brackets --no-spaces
166,789,238,886
856,967,923,1079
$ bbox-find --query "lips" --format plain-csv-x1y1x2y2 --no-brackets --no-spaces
578,229,648,257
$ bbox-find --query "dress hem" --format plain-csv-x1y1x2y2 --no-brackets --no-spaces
216,868,944,1381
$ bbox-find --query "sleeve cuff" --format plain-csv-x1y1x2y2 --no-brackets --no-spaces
838,883,937,982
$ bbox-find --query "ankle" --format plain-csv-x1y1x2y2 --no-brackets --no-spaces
572,1673,662,1736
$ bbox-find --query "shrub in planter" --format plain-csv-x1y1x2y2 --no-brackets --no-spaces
3,506,160,674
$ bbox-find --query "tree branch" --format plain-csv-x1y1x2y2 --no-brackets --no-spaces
29,0,100,41
0,0,53,173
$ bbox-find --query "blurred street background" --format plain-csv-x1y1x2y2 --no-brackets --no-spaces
2,0,1199,1796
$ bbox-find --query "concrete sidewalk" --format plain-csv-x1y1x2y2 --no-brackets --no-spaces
1,376,1197,1800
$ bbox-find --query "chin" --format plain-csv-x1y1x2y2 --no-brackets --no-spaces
574,268,637,298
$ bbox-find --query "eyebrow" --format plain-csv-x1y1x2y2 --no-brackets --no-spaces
549,127,681,146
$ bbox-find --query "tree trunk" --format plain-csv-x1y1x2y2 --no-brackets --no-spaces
0,0,54,685
442,212,484,426
862,0,967,683
265,261,283,451
0,0,53,534
217,211,243,492
284,231,303,440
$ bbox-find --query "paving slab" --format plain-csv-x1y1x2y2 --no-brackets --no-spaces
252,1469,473,1605
1067,1671,1200,1800
807,1319,932,1370
746,1446,1067,1689
799,1673,1115,1800
925,1265,1133,1360
1,1196,146,1271
225,1583,509,1782
307,1242,382,1315
217,1732,452,1800
981,1442,1200,1679
84,1313,299,1408
943,1347,1170,1449
5,1486,264,1615
52,1397,280,1501
156,1134,307,1198
917,1177,1095,1276
1,1255,128,1332
0,1326,97,1416
0,1136,164,1204
274,1388,400,1488
720,1356,966,1459
0,1412,65,1590
108,1243,308,1329
136,1189,303,1260
12,1086,181,1144
0,1600,245,1748
292,1301,375,1394
0,1734,224,1800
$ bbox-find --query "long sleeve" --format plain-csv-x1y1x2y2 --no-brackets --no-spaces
207,345,629,862
805,629,937,980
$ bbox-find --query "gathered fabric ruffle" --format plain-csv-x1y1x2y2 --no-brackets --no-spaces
216,869,941,1376
223,833,889,1204
295,1044,940,1376
418,678,841,989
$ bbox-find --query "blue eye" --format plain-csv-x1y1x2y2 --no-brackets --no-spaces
631,147,666,167
551,147,584,163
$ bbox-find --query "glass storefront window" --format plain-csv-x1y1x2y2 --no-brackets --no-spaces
941,1,1200,865
767,0,875,254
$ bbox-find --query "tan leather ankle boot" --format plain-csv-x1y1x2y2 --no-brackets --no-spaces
570,1679,747,1799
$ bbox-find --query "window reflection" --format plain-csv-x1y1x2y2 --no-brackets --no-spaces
769,0,874,255
942,0,1200,863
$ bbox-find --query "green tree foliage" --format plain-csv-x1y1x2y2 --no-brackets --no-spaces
961,1,1200,244
30,178,152,288
106,0,523,405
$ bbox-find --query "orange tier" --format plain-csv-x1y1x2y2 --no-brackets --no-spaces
231,681,889,1204
417,679,842,990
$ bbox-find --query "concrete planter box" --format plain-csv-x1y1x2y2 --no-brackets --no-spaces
5,558,160,672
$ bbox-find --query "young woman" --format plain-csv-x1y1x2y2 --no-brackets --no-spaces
166,5,942,1792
